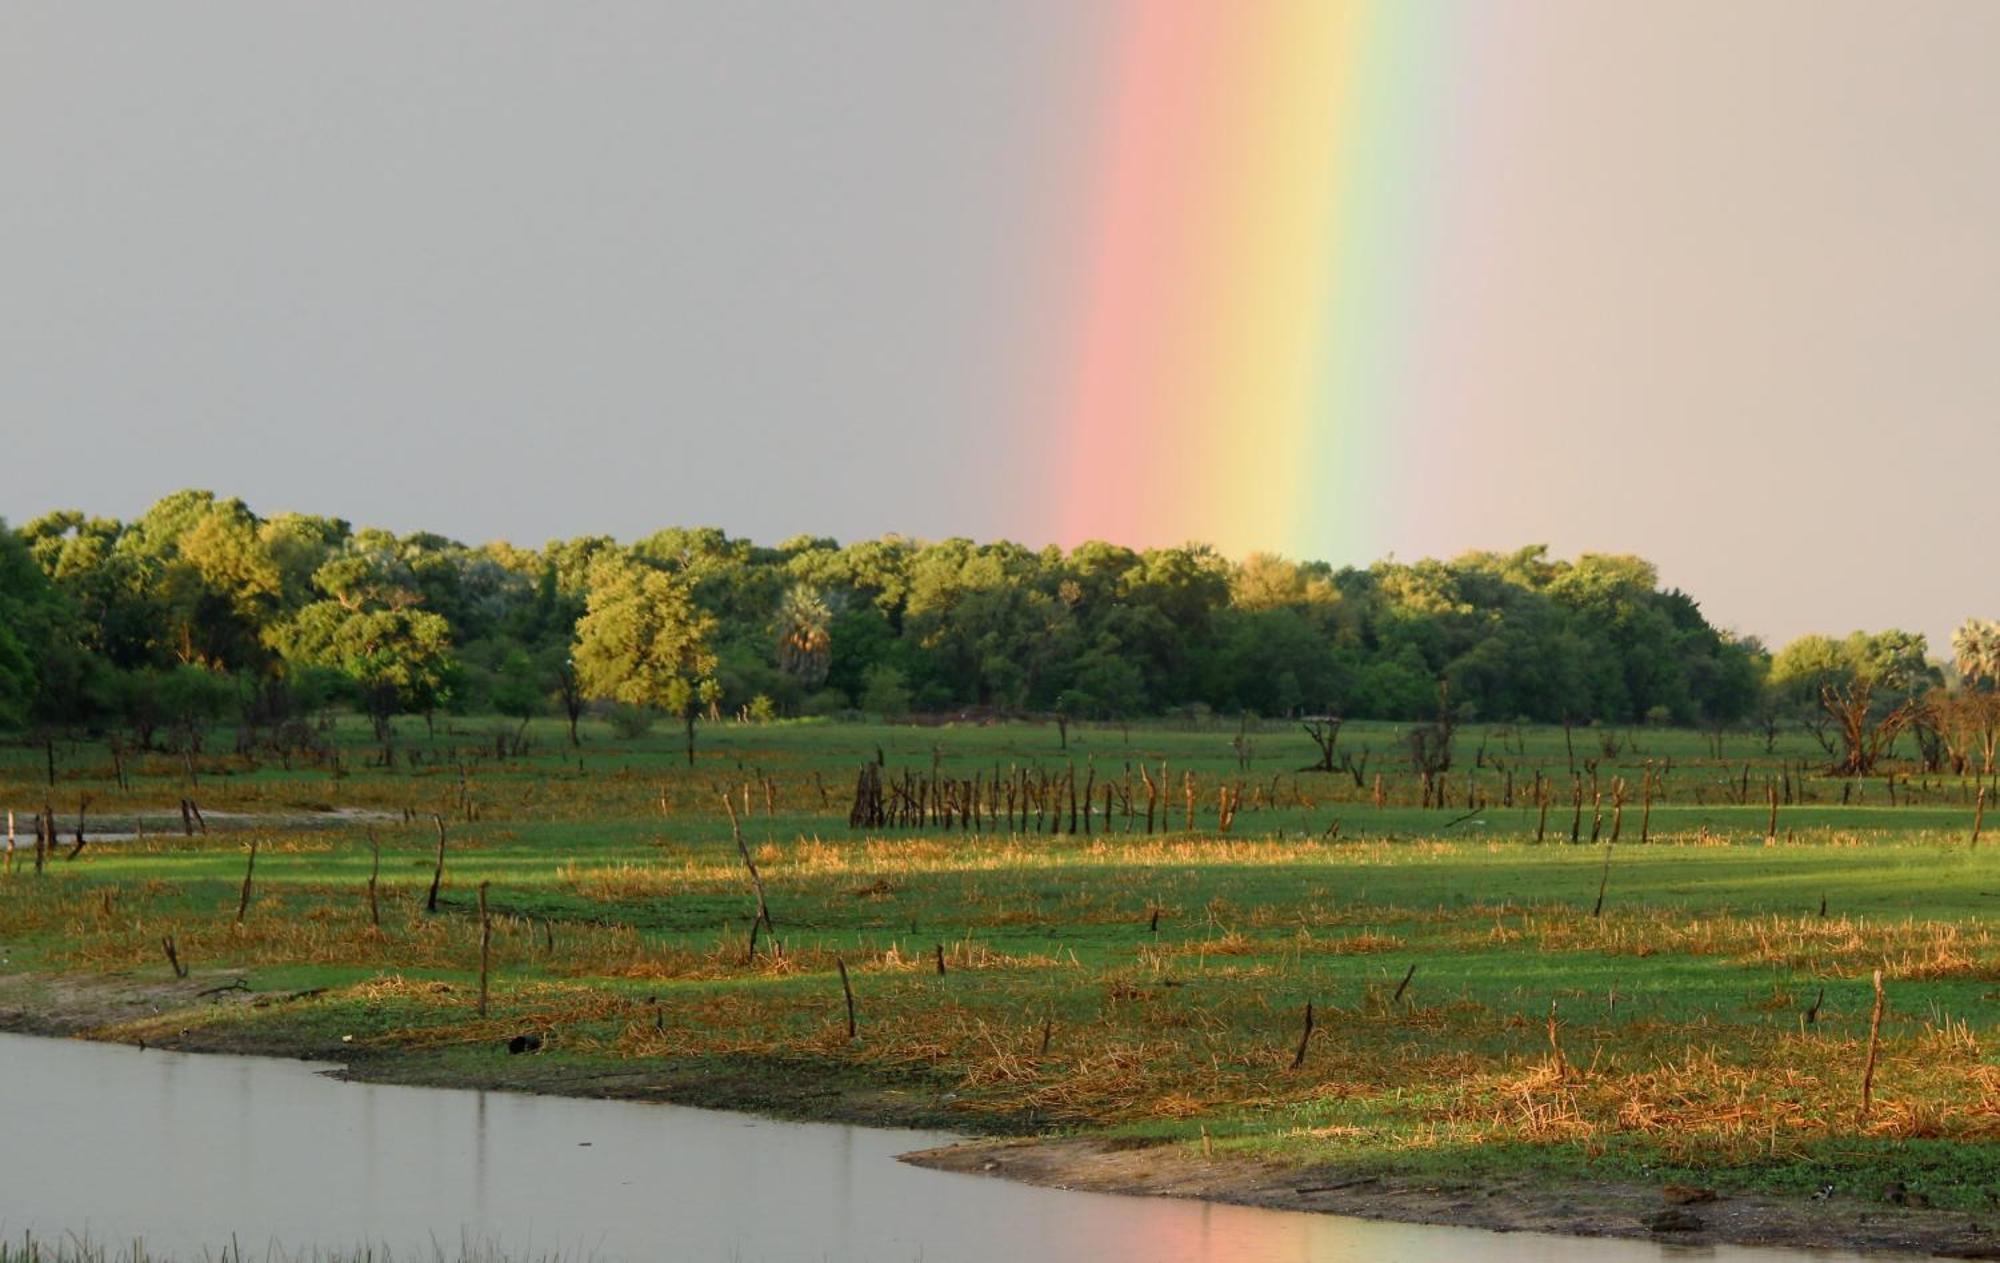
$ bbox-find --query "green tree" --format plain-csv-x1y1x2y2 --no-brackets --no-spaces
272,602,455,751
490,647,543,748
572,555,719,765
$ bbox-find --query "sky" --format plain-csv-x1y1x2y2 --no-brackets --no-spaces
3,2,1995,651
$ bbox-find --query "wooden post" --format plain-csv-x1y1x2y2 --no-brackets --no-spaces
426,815,447,913
161,934,189,979
934,943,947,976
1392,963,1417,1005
836,957,857,1040
1289,1000,1315,1070
366,828,382,928
477,881,492,1018
1766,781,1779,843
1974,786,1987,849
724,793,773,959
1861,969,1885,1118
1640,769,1654,844
1592,842,1613,919
4,809,12,875
1546,999,1568,1077
235,836,259,924
1140,763,1158,834
66,792,90,861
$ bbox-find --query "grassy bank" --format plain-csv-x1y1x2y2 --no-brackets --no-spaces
3,714,1997,1226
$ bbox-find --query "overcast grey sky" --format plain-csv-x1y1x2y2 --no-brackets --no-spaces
3,3,1995,650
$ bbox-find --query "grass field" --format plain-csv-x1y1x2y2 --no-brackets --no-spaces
3,713,1997,1214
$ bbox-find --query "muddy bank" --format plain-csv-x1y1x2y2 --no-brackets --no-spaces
905,1137,2000,1259
0,805,399,844
4,972,1995,1259
0,971,1011,1134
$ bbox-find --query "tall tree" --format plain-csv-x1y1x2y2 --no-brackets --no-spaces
572,555,719,765
1953,619,2000,689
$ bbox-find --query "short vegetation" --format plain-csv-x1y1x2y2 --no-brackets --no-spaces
4,492,2000,1219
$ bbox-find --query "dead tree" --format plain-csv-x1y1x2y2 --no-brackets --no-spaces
1820,682,1915,778
1299,716,1343,773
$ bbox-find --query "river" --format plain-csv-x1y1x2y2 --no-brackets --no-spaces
0,1033,1850,1262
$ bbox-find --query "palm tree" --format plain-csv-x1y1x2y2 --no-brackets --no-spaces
776,585,832,687
1953,619,2000,689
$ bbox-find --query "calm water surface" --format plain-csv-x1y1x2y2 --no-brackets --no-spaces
0,1033,1853,1262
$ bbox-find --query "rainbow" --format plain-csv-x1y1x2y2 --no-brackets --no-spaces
1052,2,1481,563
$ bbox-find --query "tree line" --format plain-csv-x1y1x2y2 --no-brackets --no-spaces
1,491,1990,768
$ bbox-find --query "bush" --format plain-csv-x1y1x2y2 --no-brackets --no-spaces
860,665,911,719
606,704,654,739
802,688,850,718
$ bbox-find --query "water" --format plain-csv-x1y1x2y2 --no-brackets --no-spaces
0,1033,1848,1262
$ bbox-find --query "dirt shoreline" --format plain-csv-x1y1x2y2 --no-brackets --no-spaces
3,973,1996,1260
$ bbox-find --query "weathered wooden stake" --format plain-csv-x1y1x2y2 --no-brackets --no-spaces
426,814,447,913
1289,1000,1315,1070
477,881,493,1018
1392,963,1417,1004
1640,768,1654,844
161,934,189,978
934,943,947,976
65,792,91,861
1974,786,1987,849
366,828,382,928
1591,842,1613,919
1546,999,1567,1077
836,957,857,1040
1860,969,1885,1118
235,836,259,924
723,793,774,960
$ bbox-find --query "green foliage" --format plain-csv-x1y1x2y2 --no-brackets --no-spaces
571,555,718,718
272,602,455,728
1770,630,1938,712
488,649,544,721
1952,618,2000,689
859,664,912,718
6,489,1964,737
605,703,655,739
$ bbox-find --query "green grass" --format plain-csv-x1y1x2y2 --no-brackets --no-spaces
3,714,1997,1210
